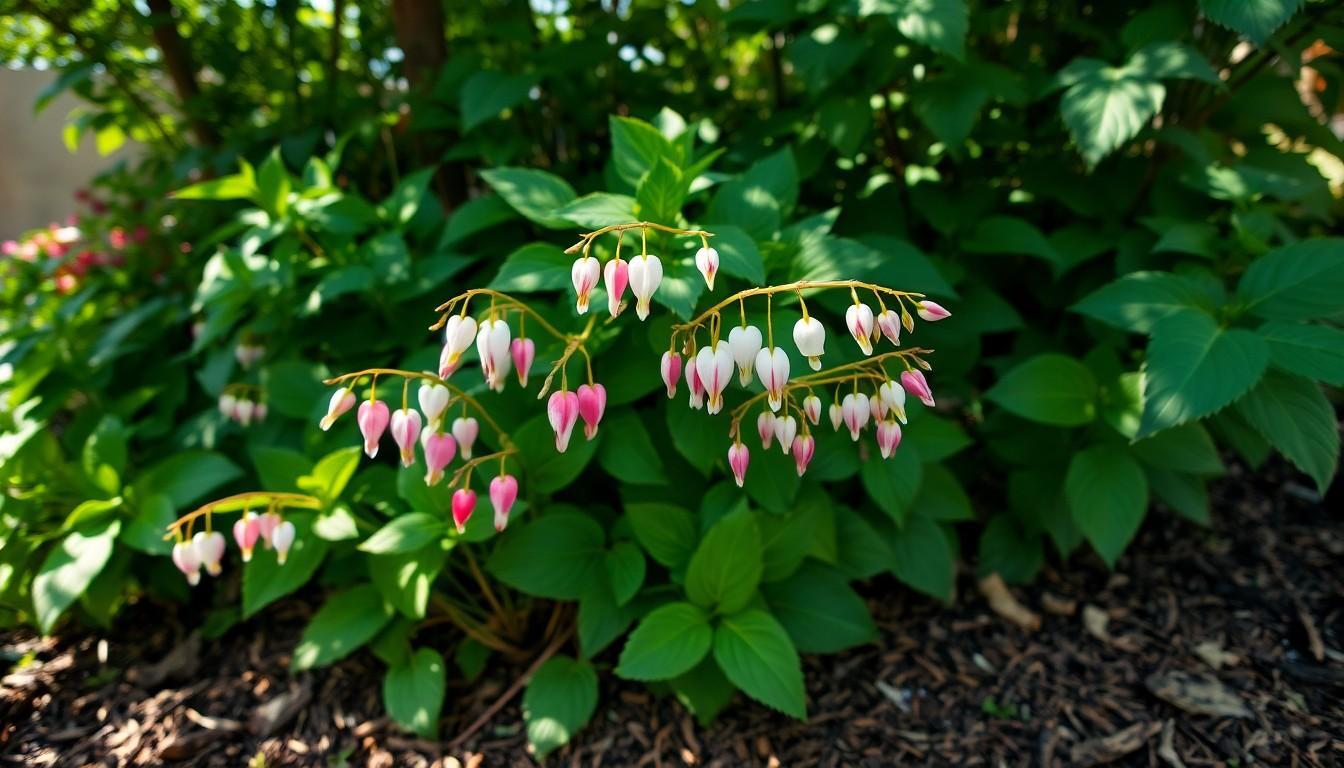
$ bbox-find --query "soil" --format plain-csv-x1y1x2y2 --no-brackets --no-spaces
2,459,1342,767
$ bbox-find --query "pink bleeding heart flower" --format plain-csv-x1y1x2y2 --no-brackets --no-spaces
803,394,822,425
661,351,682,399
685,359,705,410
791,434,816,477
879,380,907,424
511,338,536,387
320,389,356,431
452,417,479,460
572,256,601,314
754,346,790,412
577,383,607,440
604,257,629,316
257,511,281,548
390,408,423,467
900,369,935,407
193,531,227,577
421,428,457,486
695,341,734,415
773,414,798,455
829,402,844,431
842,393,870,441
172,541,202,586
233,512,261,562
916,300,951,322
845,303,875,355
727,442,750,487
876,419,903,459
272,520,297,564
757,411,776,450
439,344,462,379
358,400,391,458
253,403,268,423
876,309,902,346
452,488,477,534
548,390,580,452
695,246,719,291
489,475,519,531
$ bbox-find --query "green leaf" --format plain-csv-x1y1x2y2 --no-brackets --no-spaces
360,513,446,554
1236,371,1338,494
1200,0,1303,45
384,648,446,739
742,148,799,213
962,216,1059,265
33,519,120,633
605,541,646,606
913,78,988,148
480,168,576,229
625,502,698,570
610,115,679,188
886,514,955,601
312,506,360,541
976,515,1043,584
636,157,688,225
787,24,864,92
1139,310,1269,437
369,543,448,620
291,584,393,671
1066,445,1149,567
299,446,362,505
1237,239,1344,321
119,494,176,555
985,354,1098,426
859,448,924,524
706,180,781,240
242,514,330,618
512,415,600,493
761,561,876,653
577,580,636,658
685,510,763,615
488,513,606,599
82,415,127,496
172,171,259,201
743,444,801,514
1260,322,1344,386
440,195,515,245
256,149,291,217
249,446,314,493
460,70,538,130
597,410,666,485
890,0,967,59
134,451,241,510
915,465,974,521
1147,468,1211,525
523,656,599,758
713,609,806,719
671,659,737,727
1131,423,1224,475
616,601,713,681
709,226,766,286
1129,41,1223,85
1073,271,1214,333
553,193,638,229
757,506,820,583
489,242,573,293
1059,63,1164,167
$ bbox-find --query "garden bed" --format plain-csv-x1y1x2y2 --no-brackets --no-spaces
3,459,1340,767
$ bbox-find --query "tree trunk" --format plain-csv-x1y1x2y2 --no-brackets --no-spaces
389,0,468,209
145,0,219,147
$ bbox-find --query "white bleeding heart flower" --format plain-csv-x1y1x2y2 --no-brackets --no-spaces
475,318,512,390
441,315,478,372
661,352,682,399
829,402,844,431
841,393,870,441
803,394,822,425
271,520,297,565
728,325,763,387
791,434,816,476
234,398,255,426
727,442,750,487
870,393,885,422
695,246,719,291
845,303,875,355
452,416,479,460
218,393,238,420
876,309,902,347
171,541,201,586
876,419,903,459
773,414,798,455
417,383,450,430
793,316,826,371
757,411,775,450
627,253,663,321
695,341,734,414
571,255,600,314
754,346,790,412
192,531,226,577
390,408,423,467
879,380,907,424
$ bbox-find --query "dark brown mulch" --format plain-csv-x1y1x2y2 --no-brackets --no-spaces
3,460,1343,767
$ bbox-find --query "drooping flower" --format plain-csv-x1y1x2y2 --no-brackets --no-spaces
577,383,607,440
845,303,875,355
233,511,261,562
571,255,601,314
171,541,201,586
235,398,256,426
476,318,512,390
727,442,750,487
604,257,629,317
900,369,935,407
685,358,705,410
791,434,816,477
916,300,951,322
875,419,903,459
452,416,479,460
257,511,280,548
192,531,226,577
548,390,580,452
695,246,719,291
870,393,885,422
876,309,901,347
829,401,844,431
218,393,238,420
390,408,423,467
253,402,268,423
489,475,519,531
358,400,391,458
511,338,536,387
803,394,822,425
879,380,907,424
272,520,296,564
660,351,682,399
773,414,798,455
728,325,763,386
695,341,734,414
441,315,478,373
754,346,790,412
627,253,663,321
452,488,477,534
421,428,457,486
417,383,450,430
793,316,826,371
841,393,870,441
757,411,776,450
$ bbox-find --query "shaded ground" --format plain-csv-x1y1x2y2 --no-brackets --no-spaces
3,459,1342,767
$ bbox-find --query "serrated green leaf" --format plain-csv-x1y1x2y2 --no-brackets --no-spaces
985,354,1098,426
1139,310,1268,437
1236,371,1338,494
713,609,806,718
616,601,712,680
761,561,876,653
685,511,762,615
1066,445,1148,567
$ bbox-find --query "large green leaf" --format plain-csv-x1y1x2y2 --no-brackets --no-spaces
523,656,599,758
383,648,446,739
489,242,573,293
1073,271,1213,333
610,115,679,188
976,514,1043,584
291,584,393,671
1200,0,1303,45
1259,322,1344,386
616,601,713,681
242,514,330,618
859,447,924,524
597,409,666,485
636,157,688,225
761,561,876,653
479,168,576,229
553,193,637,229
33,519,120,633
1236,372,1338,494
134,451,241,510
460,70,538,130
1131,423,1224,475
985,354,1098,426
1060,62,1164,168
512,415,600,493
369,543,448,620
889,0,967,59
625,502,698,570
685,511,763,615
487,513,606,599
1237,239,1344,321
713,609,806,719
1138,310,1268,438
1066,445,1148,567
360,513,446,554
885,514,954,601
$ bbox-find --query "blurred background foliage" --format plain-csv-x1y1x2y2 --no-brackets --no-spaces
1,0,1342,749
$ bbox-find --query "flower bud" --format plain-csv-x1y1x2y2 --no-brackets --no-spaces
489,475,519,532
900,369,935,407
876,419,903,459
916,300,950,322
879,380,907,424
757,411,775,450
441,315,478,373
829,402,844,431
172,541,201,586
390,408,423,467
577,383,607,440
511,338,536,388
845,303,875,355
694,246,719,291
791,434,816,476
452,488,477,534
727,442,750,487
421,428,457,486
547,390,580,452
358,400,391,458
660,351,682,399
685,359,705,410
233,511,261,562
773,414,798,455
841,393,870,441
876,309,902,347
802,394,822,425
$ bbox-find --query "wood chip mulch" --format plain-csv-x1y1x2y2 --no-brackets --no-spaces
2,459,1342,767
